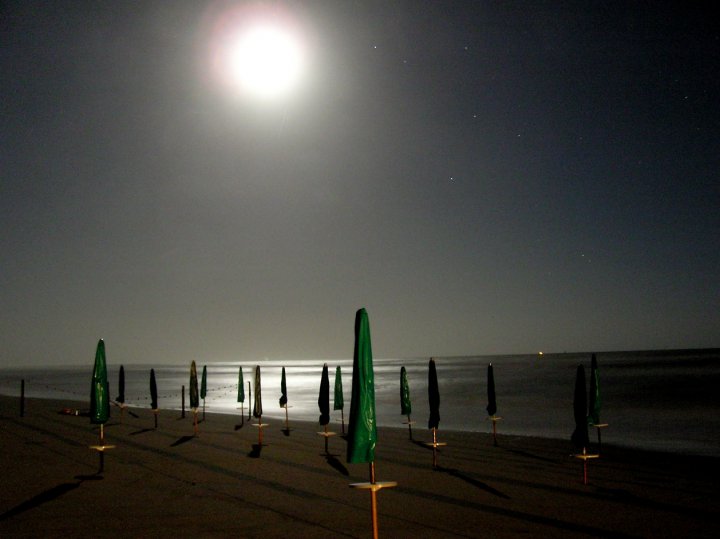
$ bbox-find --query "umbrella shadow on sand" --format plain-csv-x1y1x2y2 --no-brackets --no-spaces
324,453,349,476
248,444,262,458
171,435,195,447
436,466,510,499
0,481,83,521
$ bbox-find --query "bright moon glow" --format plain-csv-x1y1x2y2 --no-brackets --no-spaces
223,24,304,100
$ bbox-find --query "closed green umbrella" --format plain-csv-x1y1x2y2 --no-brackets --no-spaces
333,366,345,434
90,339,110,426
190,361,199,435
89,339,113,472
347,308,377,464
400,366,414,440
347,308,396,539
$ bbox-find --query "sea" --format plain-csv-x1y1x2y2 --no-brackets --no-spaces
1,349,718,457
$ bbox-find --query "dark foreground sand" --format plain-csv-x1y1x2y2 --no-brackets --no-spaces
1,395,718,538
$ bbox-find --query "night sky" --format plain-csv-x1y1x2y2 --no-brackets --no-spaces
2,1,718,367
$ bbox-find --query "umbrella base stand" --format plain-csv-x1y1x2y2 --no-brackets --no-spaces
573,447,600,485
424,428,447,468
350,463,397,539
282,405,292,432
317,425,336,454
488,415,503,446
89,425,115,473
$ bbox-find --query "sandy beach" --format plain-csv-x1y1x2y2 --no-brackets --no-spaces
1,395,717,538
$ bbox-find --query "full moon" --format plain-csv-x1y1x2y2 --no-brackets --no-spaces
226,25,303,99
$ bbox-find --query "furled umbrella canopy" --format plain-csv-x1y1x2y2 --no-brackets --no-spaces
190,361,199,410
347,308,377,464
400,366,411,416
319,363,330,426
90,339,110,425
253,365,262,419
237,367,245,403
333,366,344,411
200,365,208,400
279,367,288,408
117,365,125,405
588,354,601,425
571,365,590,449
150,369,158,410
428,359,440,430
486,363,497,417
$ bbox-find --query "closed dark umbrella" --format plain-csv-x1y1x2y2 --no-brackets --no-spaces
400,366,414,440
333,366,345,434
571,364,589,449
150,368,158,429
587,353,607,449
428,359,440,430
280,366,290,431
237,366,245,421
319,364,330,426
190,361,199,435
426,358,444,467
117,364,126,423
487,363,501,445
252,365,267,445
200,365,208,419
318,363,333,453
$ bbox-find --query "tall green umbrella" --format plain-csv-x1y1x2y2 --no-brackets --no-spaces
200,365,208,419
333,366,345,434
89,339,113,472
150,368,158,429
347,308,377,464
347,308,396,539
90,339,110,426
190,360,199,435
571,365,589,450
400,366,414,440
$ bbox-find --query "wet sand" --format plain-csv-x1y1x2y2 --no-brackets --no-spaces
1,395,718,538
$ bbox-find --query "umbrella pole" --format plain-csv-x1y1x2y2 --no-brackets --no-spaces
193,410,198,436
432,428,438,468
492,418,497,446
203,398,206,421
247,382,252,420
583,448,588,485
99,423,105,473
324,424,329,454
369,462,379,539
258,415,263,446
285,405,289,430
407,414,413,440
341,409,345,435
154,410,158,429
